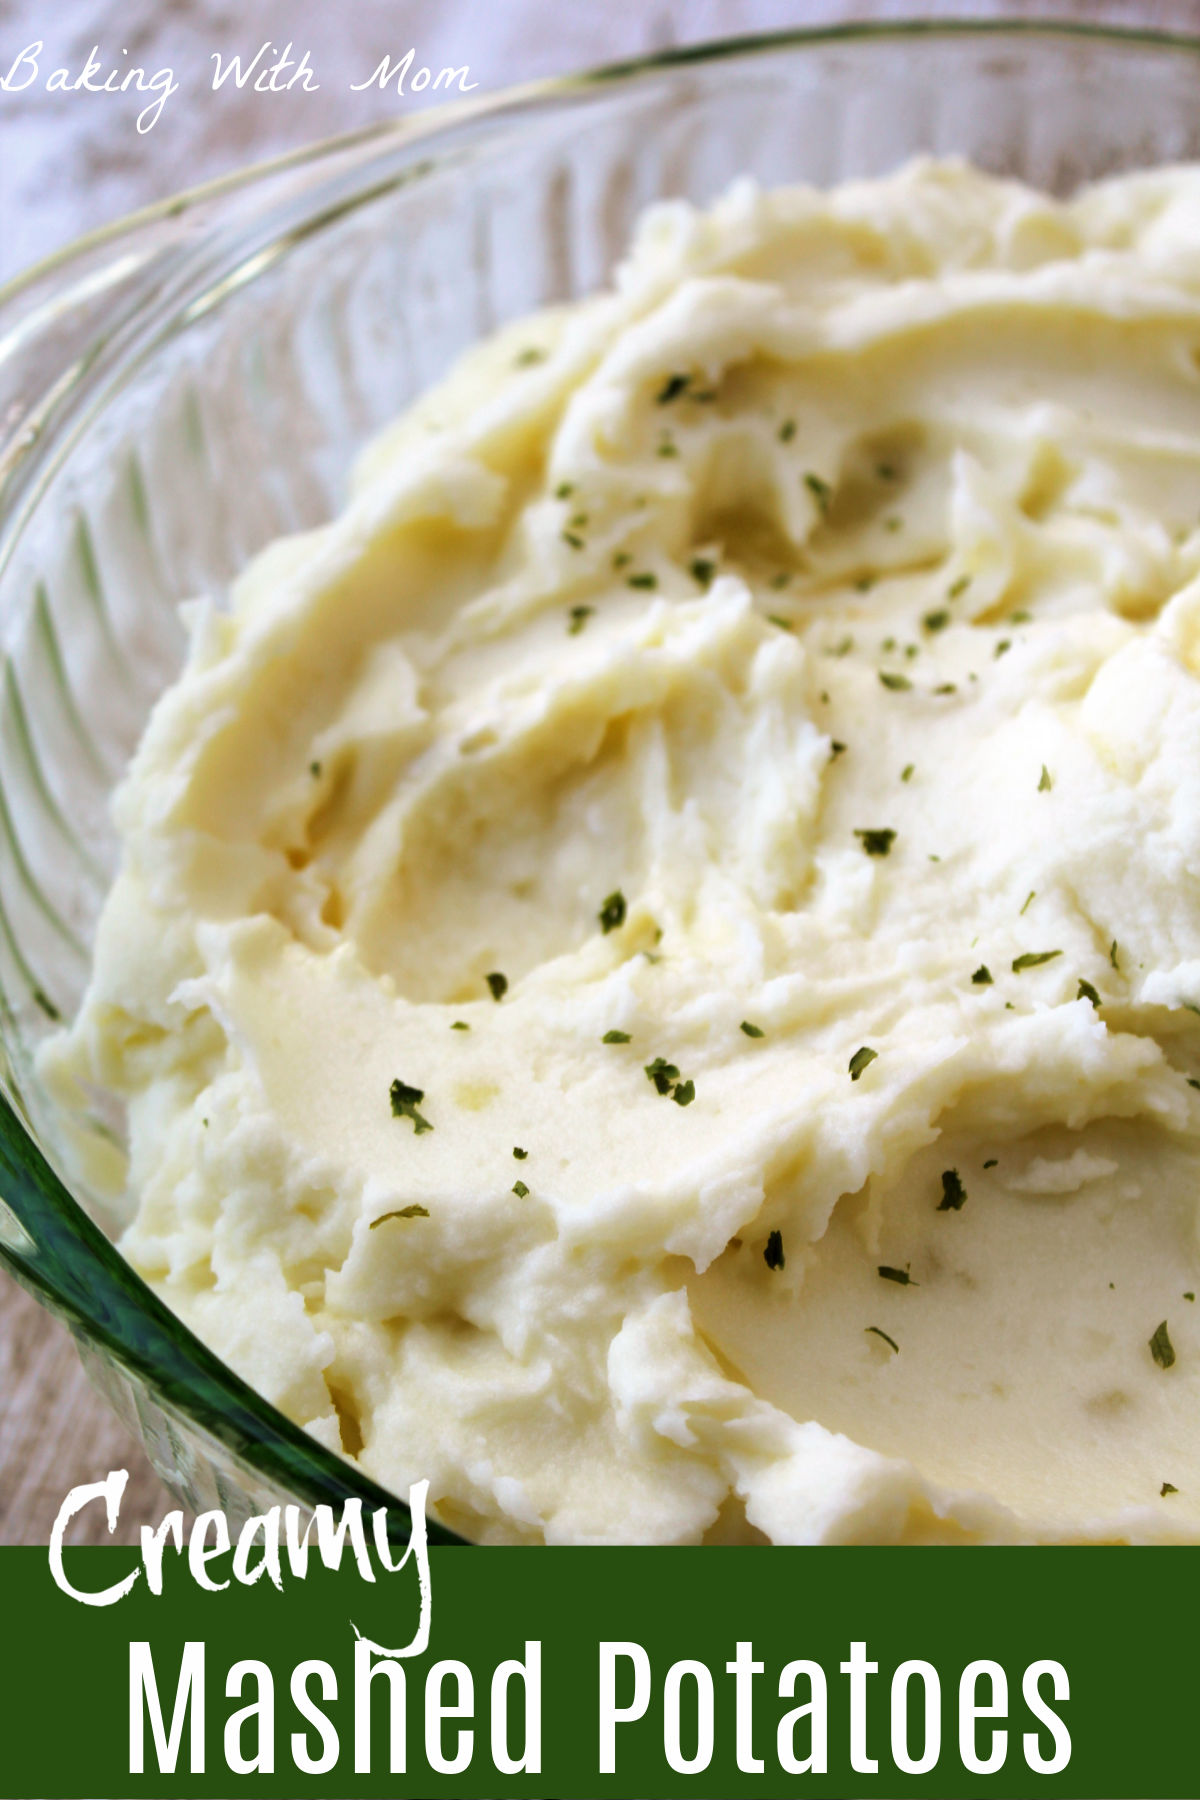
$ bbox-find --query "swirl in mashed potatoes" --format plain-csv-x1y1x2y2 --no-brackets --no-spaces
44,159,1200,1543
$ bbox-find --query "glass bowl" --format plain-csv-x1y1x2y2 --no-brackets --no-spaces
4,19,1200,1543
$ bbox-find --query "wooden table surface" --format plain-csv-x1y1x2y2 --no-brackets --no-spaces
3,0,1199,1544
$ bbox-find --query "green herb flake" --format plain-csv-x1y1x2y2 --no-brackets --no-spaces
882,636,896,652
628,572,657,590
971,965,993,986
764,1229,785,1271
849,1045,878,1081
865,1325,899,1353
923,609,950,633
948,575,971,598
309,761,322,778
938,1168,967,1211
876,462,898,481
740,1021,765,1038
562,530,585,551
513,1146,528,1160
1020,890,1036,915
1110,940,1120,970
450,1020,470,1031
901,763,915,783
776,419,797,445
805,472,833,513
1150,1320,1176,1370
612,551,632,570
994,638,1012,659
389,1079,433,1135
673,1078,696,1107
32,988,59,1021
855,828,897,857
486,971,508,1002
934,682,957,696
515,346,546,367
602,1030,631,1044
1010,608,1032,623
879,671,912,692
554,482,575,500
879,1264,917,1286
854,576,874,594
598,890,627,934
830,635,855,656
1186,1293,1195,1302
1190,1079,1200,1091
885,515,902,533
370,1204,430,1228
1078,979,1102,1009
645,1057,681,1096
983,1158,998,1169
1012,950,1062,972
1162,1482,1179,1496
690,557,716,588
830,740,847,760
567,604,594,634
657,372,691,404
1038,765,1052,792
767,614,793,630
656,439,679,459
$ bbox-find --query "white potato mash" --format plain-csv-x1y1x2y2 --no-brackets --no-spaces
44,160,1200,1543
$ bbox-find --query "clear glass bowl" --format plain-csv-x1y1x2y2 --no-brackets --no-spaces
4,20,1200,1541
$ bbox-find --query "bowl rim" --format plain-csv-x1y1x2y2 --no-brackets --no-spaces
4,13,1200,314
4,12,1200,1540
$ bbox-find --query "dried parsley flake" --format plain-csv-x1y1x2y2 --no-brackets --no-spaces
389,1079,432,1135
598,891,627,934
370,1204,429,1227
938,1169,967,1211
1150,1320,1176,1370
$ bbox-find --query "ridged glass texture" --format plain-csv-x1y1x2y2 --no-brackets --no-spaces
1,23,1199,1534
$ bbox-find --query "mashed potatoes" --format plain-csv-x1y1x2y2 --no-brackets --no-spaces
44,159,1200,1543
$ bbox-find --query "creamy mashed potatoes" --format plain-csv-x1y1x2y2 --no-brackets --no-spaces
44,160,1200,1543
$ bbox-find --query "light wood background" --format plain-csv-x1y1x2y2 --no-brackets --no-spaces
3,0,1200,1543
